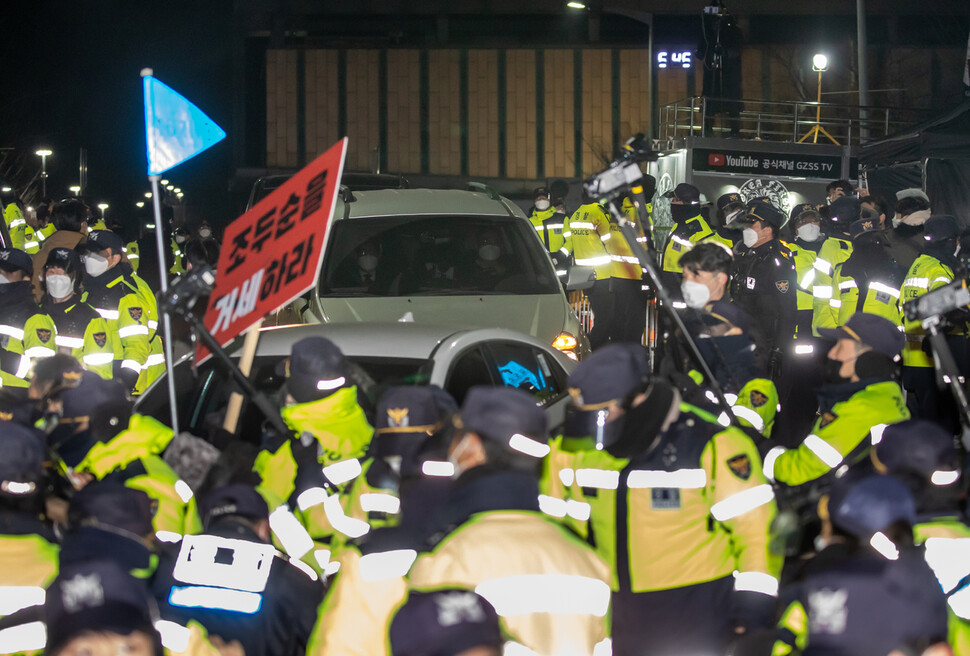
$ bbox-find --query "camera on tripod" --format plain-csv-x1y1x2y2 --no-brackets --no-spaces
903,278,970,323
158,266,216,317
582,134,657,202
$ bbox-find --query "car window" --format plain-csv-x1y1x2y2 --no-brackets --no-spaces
444,347,494,406
482,342,566,406
319,215,559,297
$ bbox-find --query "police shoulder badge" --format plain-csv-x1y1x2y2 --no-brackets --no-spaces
36,328,52,344
775,280,790,293
93,332,107,348
750,391,768,407
128,307,143,322
727,454,752,481
819,411,838,428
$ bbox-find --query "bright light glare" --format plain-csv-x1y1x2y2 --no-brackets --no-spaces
566,1,586,8
1,187,11,193
812,54,828,71
160,179,169,185
97,203,109,211
136,202,145,208
35,149,52,157
69,186,81,194
145,192,153,198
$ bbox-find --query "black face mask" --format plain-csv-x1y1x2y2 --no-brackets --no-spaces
670,204,698,223
608,382,677,459
823,357,852,385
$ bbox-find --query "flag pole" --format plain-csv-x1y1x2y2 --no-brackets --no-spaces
148,173,180,436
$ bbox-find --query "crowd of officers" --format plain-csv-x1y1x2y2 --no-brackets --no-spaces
0,179,964,656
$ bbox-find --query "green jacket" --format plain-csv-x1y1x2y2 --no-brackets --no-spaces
916,517,970,656
78,414,202,537
903,253,955,368
764,380,909,486
811,236,852,335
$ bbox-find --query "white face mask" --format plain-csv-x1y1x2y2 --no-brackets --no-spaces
46,274,74,299
892,214,901,228
724,209,742,226
797,224,821,242
84,254,110,277
479,244,501,262
742,227,759,248
535,199,551,211
198,228,212,239
0,272,12,285
358,254,379,273
680,280,711,309
175,235,188,244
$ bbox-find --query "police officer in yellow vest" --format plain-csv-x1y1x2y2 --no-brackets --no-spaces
830,214,904,327
562,344,781,656
81,231,151,393
873,419,970,655
0,422,59,654
604,197,649,344
812,196,858,334
566,196,614,350
407,387,612,656
762,313,909,489
39,248,119,380
45,371,202,539
253,336,373,570
529,187,571,278
3,197,28,250
902,215,966,429
709,192,746,251
661,183,714,293
24,203,57,255
0,248,57,388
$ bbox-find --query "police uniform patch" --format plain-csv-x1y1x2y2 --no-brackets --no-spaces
386,408,409,428
819,411,838,428
650,488,681,510
750,390,768,407
93,332,107,348
128,307,143,322
746,277,756,290
0,411,12,421
727,454,752,480
36,329,52,344
775,280,790,293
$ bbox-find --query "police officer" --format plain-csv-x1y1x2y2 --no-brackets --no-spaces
39,247,119,379
566,195,614,349
873,419,970,653
709,192,746,250
763,313,909,487
812,196,859,333
0,422,58,635
23,203,57,255
81,230,150,392
46,371,202,538
660,183,714,292
253,336,372,567
787,203,826,338
562,344,781,656
901,214,966,429
774,476,948,656
830,212,905,327
2,194,27,251
389,589,504,656
156,484,324,656
730,199,797,379
31,199,89,301
406,387,611,656
604,202,649,344
0,247,56,388
529,186,571,275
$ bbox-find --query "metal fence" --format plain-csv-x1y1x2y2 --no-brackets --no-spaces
659,96,926,146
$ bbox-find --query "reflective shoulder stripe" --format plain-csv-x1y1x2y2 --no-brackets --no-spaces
731,405,766,432
296,486,329,512
0,621,46,653
538,494,568,518
322,458,363,485
174,479,194,503
360,492,401,514
802,434,844,468
868,281,901,299
118,324,150,338
733,571,780,597
812,285,833,299
268,505,315,558
23,346,55,358
359,549,418,582
575,468,620,489
923,537,970,594
322,494,371,538
762,446,787,481
838,280,858,290
54,335,86,349
558,468,575,487
711,484,775,521
799,269,816,289
475,574,611,617
931,276,952,286
0,586,45,615
83,353,115,366
813,259,832,275
121,359,142,372
96,308,121,320
904,277,929,289
144,353,166,367
571,222,595,229
155,619,191,653
829,299,842,308
0,325,25,341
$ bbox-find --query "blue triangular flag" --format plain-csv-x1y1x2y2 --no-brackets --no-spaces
143,71,226,176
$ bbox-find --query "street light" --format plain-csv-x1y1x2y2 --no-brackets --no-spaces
798,53,839,145
166,185,174,191
160,179,169,186
35,149,52,198
566,1,586,8
145,192,153,199
136,201,145,208
173,188,181,194
97,203,109,219
1,187,11,193
69,185,81,195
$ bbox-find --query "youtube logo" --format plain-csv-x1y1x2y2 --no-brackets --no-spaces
708,153,725,166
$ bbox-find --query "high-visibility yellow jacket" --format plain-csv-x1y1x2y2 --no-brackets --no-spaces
563,404,780,595
0,521,59,655
0,281,57,388
764,380,909,487
24,223,56,255
42,296,119,380
903,253,955,368
915,517,970,656
4,203,27,251
77,414,202,538
82,268,151,390
530,208,571,258
830,260,903,327
811,236,853,334
786,239,823,337
661,212,714,274
566,204,613,280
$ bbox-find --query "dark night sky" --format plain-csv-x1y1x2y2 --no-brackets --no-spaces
1,1,235,228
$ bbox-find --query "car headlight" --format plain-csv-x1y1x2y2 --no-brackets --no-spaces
552,332,578,358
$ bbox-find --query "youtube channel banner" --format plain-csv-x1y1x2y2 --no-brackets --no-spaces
692,148,852,179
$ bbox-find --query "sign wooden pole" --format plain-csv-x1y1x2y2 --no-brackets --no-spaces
222,318,264,434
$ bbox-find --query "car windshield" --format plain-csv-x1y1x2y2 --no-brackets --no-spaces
319,215,560,297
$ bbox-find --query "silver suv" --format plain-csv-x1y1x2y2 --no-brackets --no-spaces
307,185,592,359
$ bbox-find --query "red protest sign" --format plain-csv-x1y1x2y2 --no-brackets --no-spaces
198,138,347,362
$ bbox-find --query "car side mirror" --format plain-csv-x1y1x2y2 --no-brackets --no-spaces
565,265,596,292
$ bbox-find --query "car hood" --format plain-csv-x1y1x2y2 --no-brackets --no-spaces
317,294,568,342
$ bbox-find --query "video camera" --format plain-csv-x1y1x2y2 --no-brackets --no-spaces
903,278,970,323
158,265,216,317
582,134,657,202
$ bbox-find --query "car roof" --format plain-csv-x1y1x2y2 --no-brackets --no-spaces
337,188,525,220
240,321,561,360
